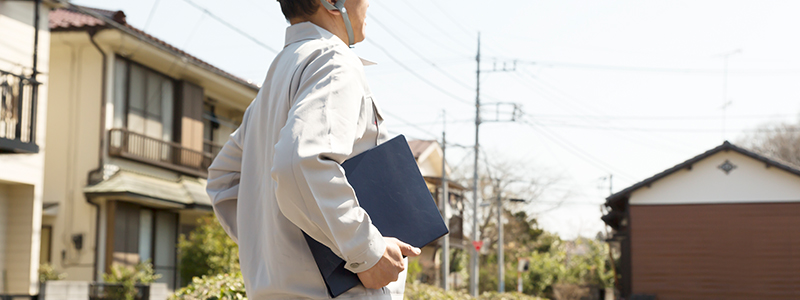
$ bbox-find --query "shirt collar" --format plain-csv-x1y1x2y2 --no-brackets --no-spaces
284,22,377,66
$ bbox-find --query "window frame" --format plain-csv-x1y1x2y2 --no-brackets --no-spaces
115,56,177,142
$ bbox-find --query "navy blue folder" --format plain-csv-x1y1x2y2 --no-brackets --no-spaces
303,135,449,298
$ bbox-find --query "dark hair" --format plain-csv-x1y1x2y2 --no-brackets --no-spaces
277,0,320,20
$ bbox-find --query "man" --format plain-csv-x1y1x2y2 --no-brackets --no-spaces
206,0,420,299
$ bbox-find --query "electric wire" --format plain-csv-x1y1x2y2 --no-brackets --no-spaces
142,0,162,31
366,39,472,105
393,1,475,50
515,59,800,74
520,118,638,182
370,4,473,57
369,18,476,92
179,0,279,54
428,0,476,39
533,122,800,133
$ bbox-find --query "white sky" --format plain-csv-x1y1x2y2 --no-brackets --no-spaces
71,0,800,239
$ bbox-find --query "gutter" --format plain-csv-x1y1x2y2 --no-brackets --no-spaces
85,28,108,281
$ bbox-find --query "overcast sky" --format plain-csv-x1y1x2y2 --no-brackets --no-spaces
71,0,800,239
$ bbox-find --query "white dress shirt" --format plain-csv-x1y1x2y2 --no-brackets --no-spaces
206,22,406,299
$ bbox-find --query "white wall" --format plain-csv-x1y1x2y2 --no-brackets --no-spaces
631,151,800,205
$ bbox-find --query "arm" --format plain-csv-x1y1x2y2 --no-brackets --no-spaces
206,107,250,244
270,50,386,274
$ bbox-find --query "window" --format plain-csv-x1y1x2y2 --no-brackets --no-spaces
202,102,220,155
110,202,178,290
113,57,174,142
40,226,52,264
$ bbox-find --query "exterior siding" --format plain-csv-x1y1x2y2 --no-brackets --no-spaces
0,185,7,293
630,203,800,300
3,185,36,294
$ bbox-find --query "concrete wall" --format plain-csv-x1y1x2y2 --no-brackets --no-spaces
40,281,88,300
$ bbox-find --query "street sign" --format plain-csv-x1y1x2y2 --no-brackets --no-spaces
472,241,484,251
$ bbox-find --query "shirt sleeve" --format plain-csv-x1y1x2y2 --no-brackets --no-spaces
270,49,386,274
206,107,251,244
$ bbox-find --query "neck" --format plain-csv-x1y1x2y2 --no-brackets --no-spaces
290,13,350,46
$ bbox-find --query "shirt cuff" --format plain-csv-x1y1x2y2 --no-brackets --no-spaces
344,225,386,274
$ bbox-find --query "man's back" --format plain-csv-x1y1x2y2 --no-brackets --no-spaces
207,22,402,299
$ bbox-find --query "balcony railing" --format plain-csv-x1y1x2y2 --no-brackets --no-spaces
109,128,215,177
204,139,222,158
0,70,39,153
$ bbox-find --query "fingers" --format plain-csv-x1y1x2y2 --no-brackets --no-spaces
393,239,422,257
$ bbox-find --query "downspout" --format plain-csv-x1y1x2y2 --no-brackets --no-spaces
30,0,40,143
85,28,108,281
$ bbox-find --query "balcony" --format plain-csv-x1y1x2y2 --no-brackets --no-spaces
109,128,216,177
0,70,39,153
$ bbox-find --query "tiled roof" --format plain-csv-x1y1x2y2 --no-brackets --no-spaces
49,6,120,30
49,5,259,91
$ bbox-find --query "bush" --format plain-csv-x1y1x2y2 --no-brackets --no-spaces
179,215,239,285
102,261,161,300
171,273,246,300
403,282,545,300
39,263,66,282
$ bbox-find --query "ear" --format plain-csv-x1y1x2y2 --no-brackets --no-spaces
322,0,342,16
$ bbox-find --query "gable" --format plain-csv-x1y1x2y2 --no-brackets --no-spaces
630,150,800,205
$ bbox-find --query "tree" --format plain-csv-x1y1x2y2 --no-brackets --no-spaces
739,120,800,167
449,156,564,253
178,215,239,285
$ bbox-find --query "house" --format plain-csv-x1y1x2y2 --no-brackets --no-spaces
0,0,63,296
602,141,800,300
407,139,468,288
43,5,257,290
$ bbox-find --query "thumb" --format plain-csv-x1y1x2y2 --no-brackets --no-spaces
395,240,421,256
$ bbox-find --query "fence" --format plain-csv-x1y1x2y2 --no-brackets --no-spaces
0,69,39,153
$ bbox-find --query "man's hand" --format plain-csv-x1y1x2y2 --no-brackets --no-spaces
357,237,421,289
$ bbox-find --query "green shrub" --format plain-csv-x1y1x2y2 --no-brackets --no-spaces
406,259,423,283
102,261,161,300
179,215,240,285
403,282,545,300
171,272,247,300
38,263,66,282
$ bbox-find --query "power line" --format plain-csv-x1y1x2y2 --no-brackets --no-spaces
370,4,472,57
381,110,439,139
513,68,699,153
143,0,162,31
393,1,475,51
428,0,475,40
530,113,798,121
179,0,279,54
520,118,638,182
534,122,800,133
516,59,800,74
366,39,472,105
370,18,476,92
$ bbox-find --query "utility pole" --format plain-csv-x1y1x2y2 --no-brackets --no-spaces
470,33,519,297
470,32,482,298
496,182,504,293
440,111,450,291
